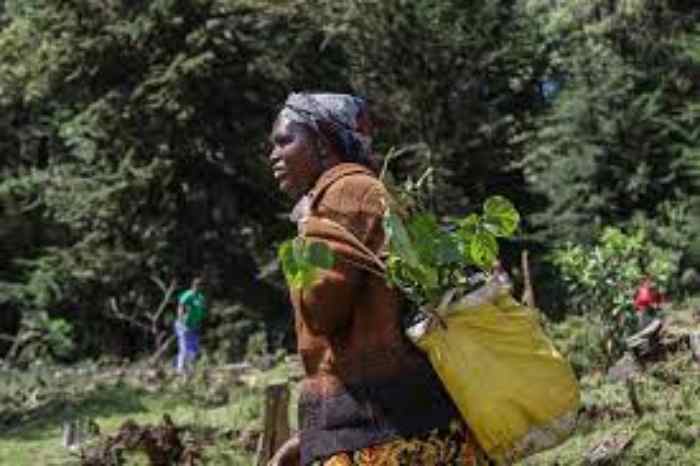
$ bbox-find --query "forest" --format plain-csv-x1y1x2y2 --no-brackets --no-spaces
1,1,699,465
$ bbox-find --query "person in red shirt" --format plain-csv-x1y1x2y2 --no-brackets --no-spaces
633,277,665,329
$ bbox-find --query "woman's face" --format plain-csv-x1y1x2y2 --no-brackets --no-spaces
268,116,323,198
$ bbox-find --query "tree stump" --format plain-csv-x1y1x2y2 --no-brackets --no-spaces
689,331,700,365
62,420,77,449
256,383,291,466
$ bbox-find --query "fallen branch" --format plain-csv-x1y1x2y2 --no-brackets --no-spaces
1,329,42,365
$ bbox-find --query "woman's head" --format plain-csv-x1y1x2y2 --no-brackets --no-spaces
268,93,374,198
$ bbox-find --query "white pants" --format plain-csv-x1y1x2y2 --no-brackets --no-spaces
175,321,199,374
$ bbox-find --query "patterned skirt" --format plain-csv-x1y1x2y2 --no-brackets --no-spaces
310,421,493,466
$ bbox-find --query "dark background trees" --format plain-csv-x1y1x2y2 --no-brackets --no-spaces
0,0,698,364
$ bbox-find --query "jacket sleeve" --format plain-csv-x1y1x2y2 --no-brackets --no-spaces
292,174,388,336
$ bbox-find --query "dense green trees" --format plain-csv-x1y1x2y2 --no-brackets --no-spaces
0,0,698,364
0,0,347,361
306,0,544,211
522,0,700,243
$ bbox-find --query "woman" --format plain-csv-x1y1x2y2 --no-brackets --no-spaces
267,93,490,466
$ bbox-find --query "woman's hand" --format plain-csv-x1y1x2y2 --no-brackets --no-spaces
268,434,300,466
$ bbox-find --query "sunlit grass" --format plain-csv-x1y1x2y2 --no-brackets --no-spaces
519,347,700,465
2,322,699,466
0,363,276,466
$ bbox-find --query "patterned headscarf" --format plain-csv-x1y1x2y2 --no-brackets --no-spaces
279,92,373,165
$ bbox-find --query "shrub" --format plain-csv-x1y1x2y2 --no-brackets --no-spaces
552,227,678,361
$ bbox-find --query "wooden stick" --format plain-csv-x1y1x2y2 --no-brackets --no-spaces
521,249,536,308
626,379,644,418
148,335,175,366
256,383,291,466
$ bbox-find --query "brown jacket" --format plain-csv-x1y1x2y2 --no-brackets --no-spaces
292,163,458,465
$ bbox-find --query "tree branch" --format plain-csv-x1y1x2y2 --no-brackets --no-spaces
152,278,177,325
109,298,150,333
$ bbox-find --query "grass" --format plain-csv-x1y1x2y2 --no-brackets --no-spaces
2,309,699,466
0,362,288,466
521,353,700,465
517,309,700,466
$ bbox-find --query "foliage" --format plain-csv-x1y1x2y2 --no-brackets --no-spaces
544,316,608,377
520,350,700,466
384,196,520,308
0,359,279,465
0,0,347,358
305,0,543,214
1,0,700,359
3,343,700,465
277,238,335,290
521,0,700,248
552,227,679,359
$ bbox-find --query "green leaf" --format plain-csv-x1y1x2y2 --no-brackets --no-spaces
407,213,440,264
292,237,307,263
304,241,335,269
469,231,499,269
408,213,440,239
458,213,480,236
483,196,520,237
383,210,420,268
277,239,298,283
434,234,462,266
277,238,335,290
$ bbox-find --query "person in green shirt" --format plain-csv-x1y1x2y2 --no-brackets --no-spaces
175,277,207,374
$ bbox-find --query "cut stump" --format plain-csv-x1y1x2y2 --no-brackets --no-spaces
256,383,291,466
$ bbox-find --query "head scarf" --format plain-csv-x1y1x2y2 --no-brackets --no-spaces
278,92,373,165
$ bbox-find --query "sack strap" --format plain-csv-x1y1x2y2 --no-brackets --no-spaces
302,216,387,275
301,163,386,274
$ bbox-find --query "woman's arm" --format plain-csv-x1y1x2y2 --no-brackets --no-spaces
291,251,363,335
294,174,388,336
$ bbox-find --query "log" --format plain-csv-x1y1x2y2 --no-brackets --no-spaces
256,383,291,466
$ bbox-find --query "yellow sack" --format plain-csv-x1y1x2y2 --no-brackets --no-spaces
408,285,580,465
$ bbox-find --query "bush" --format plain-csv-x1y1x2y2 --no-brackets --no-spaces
552,227,678,361
545,316,607,376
